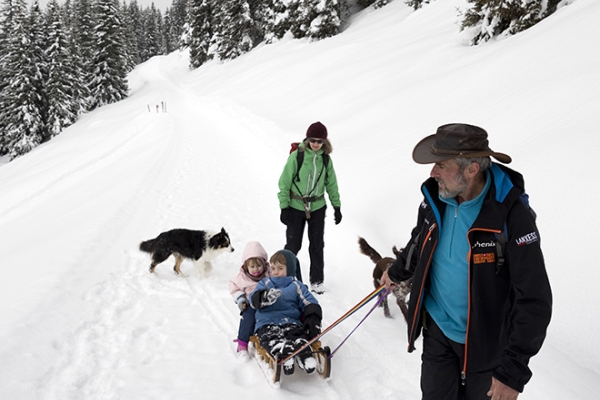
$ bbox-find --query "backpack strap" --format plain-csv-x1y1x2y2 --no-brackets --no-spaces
293,147,329,183
495,192,536,271
290,146,330,219
293,150,305,182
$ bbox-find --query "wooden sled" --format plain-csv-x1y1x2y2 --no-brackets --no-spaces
249,335,332,384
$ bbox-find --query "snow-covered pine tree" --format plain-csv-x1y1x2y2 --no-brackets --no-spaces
213,0,254,61
357,0,393,9
0,0,45,159
307,0,341,40
187,0,215,69
289,0,308,38
270,0,300,40
129,1,144,65
406,0,433,10
64,10,91,117
155,7,167,54
142,4,163,61
163,9,175,53
120,0,139,70
71,0,97,111
461,0,556,45
164,0,187,51
273,0,341,41
261,0,277,43
88,0,128,110
28,0,49,142
246,0,268,46
0,0,15,155
45,0,81,138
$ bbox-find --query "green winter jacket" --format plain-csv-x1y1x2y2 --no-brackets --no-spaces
277,143,341,213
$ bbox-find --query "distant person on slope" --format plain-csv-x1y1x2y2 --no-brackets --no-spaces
381,123,552,400
277,121,342,294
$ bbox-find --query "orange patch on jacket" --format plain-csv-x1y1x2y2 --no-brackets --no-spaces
473,253,496,264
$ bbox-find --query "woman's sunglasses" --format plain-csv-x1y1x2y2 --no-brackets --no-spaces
308,138,324,144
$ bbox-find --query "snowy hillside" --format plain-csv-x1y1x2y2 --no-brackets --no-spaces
1,0,599,398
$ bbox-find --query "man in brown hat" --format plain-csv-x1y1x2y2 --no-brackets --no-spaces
382,123,552,400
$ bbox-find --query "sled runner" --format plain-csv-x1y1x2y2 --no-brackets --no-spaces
248,286,390,386
249,335,331,384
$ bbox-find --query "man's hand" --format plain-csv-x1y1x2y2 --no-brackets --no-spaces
487,377,519,400
381,270,395,289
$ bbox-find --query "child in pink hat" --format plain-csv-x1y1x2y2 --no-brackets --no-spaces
229,241,270,352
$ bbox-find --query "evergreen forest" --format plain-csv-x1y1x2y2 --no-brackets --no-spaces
0,0,560,160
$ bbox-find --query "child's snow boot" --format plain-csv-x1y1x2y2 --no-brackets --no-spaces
235,339,248,353
296,351,317,375
302,356,317,375
279,340,295,375
283,357,295,375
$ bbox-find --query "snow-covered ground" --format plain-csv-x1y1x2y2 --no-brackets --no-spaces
1,0,599,398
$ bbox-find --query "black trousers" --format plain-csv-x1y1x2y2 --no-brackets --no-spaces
421,312,493,400
284,206,326,285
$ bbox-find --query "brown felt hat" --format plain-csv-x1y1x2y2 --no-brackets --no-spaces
412,123,512,164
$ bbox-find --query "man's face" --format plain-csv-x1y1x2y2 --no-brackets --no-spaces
430,159,468,199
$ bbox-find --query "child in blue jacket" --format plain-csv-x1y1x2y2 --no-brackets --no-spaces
250,249,322,375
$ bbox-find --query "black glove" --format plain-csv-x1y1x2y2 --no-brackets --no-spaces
280,207,291,225
259,288,282,308
334,207,342,225
302,303,323,339
304,316,321,339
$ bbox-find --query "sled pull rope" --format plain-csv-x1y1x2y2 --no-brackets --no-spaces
279,285,388,365
328,287,390,358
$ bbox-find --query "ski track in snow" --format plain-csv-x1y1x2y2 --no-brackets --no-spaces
3,2,600,398
28,58,391,399
0,52,423,400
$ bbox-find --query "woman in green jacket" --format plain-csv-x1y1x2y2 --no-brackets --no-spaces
277,121,342,294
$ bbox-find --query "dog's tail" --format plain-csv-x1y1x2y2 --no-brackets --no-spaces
139,239,157,253
358,237,383,264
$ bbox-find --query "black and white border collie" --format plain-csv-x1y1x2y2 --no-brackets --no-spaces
139,228,234,277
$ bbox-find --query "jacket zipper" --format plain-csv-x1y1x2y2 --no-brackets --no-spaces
408,223,437,349
462,227,502,385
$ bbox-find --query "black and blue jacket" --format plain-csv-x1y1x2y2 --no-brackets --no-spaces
388,163,552,393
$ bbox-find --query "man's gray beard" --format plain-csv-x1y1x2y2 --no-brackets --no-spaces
438,172,467,199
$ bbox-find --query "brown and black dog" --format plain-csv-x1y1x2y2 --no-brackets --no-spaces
358,237,412,321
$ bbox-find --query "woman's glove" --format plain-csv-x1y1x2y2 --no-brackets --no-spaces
334,207,342,225
280,207,292,225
